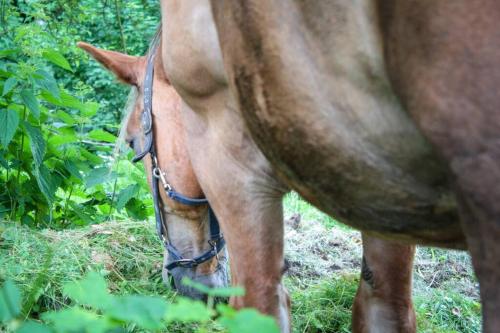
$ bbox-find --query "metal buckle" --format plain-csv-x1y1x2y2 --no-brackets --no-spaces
153,162,172,192
174,259,197,268
208,240,219,262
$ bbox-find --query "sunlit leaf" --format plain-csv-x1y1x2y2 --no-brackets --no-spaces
164,297,213,323
182,278,245,297
42,308,113,333
42,49,73,72
107,295,168,330
0,108,20,147
88,129,116,143
218,308,280,333
55,110,76,125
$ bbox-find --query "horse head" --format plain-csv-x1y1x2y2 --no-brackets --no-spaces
77,40,229,300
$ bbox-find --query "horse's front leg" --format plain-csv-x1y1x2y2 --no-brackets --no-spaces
352,234,416,333
181,102,291,332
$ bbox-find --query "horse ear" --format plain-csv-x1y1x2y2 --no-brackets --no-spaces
77,42,145,86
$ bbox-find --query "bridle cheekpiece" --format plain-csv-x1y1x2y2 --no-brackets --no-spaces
131,41,225,271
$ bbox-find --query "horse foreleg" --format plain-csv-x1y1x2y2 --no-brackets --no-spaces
180,102,291,332
352,233,416,333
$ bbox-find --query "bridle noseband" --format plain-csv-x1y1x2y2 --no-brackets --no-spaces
132,42,225,271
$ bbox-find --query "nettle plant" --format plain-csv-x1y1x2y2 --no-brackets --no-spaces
0,24,151,228
0,274,280,333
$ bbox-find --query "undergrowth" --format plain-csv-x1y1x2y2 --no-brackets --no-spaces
0,219,481,332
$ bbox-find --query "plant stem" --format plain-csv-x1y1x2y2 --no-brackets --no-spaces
11,107,27,221
114,0,127,52
108,177,118,220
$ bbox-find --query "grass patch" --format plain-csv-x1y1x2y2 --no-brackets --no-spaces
284,192,347,230
0,198,481,333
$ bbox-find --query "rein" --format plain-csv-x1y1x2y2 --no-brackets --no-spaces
132,42,225,271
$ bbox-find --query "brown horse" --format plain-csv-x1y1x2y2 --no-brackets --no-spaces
77,39,229,300
159,0,499,332
79,29,416,331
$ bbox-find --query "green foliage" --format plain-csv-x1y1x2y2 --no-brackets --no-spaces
0,273,280,333
0,0,157,227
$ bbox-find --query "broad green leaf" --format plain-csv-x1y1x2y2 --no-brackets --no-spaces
218,308,280,333
0,49,20,58
15,321,53,333
63,272,113,310
24,123,45,167
48,133,78,147
182,278,245,298
85,167,110,187
80,149,104,165
34,165,58,203
64,160,82,180
0,280,21,322
20,90,41,119
0,108,20,147
42,50,73,72
2,77,17,96
40,90,85,111
82,101,99,117
107,295,168,330
54,110,75,125
32,70,59,99
115,184,139,210
42,308,114,333
88,129,116,143
164,297,212,323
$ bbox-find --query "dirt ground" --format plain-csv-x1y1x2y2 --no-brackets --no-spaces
283,214,479,300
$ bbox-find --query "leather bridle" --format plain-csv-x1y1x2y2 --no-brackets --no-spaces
131,41,225,271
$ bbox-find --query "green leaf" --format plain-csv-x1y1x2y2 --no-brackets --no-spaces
88,129,116,143
0,49,20,59
54,110,75,125
165,297,213,323
63,272,113,310
80,149,104,165
48,133,78,146
82,102,99,117
85,167,111,187
15,321,53,333
0,108,20,147
2,77,17,96
42,50,73,72
181,278,245,298
20,90,41,119
42,308,114,333
218,308,280,333
24,123,46,167
34,165,58,203
32,70,59,100
107,295,168,330
0,280,22,322
64,160,82,180
115,184,140,211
